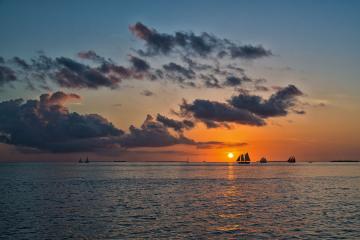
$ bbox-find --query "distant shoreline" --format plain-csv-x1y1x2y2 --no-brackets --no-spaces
330,160,360,162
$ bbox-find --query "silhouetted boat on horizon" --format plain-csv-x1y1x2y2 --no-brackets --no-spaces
237,153,251,164
259,157,268,163
78,157,89,163
288,156,296,163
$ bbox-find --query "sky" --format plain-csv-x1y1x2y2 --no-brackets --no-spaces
0,0,359,162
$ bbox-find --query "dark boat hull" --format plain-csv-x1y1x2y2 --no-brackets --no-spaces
237,162,250,164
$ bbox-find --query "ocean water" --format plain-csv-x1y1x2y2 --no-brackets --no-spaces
0,162,359,239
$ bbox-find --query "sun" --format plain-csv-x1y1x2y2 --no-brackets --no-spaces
227,152,234,159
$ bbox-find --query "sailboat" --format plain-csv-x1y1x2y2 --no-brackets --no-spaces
236,152,251,164
85,157,89,163
288,156,296,163
259,157,268,163
78,157,83,163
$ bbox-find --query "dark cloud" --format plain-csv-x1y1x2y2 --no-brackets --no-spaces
255,85,269,92
229,84,303,118
182,56,213,71
77,50,106,63
293,110,306,114
196,141,247,149
0,92,123,152
12,57,31,70
129,22,175,56
200,119,228,129
129,22,272,60
156,114,195,132
224,76,251,87
119,115,195,148
129,22,222,57
40,91,81,105
141,90,155,96
30,54,55,73
226,64,245,74
0,66,17,86
180,99,265,127
163,62,195,79
129,55,150,72
200,74,222,88
0,52,156,90
229,45,272,59
98,62,132,79
55,57,122,89
254,79,269,91
161,62,197,88
0,23,273,91
0,93,203,152
178,84,304,128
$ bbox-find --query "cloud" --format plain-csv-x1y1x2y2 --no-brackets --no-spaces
224,76,251,87
129,22,175,56
200,74,222,88
40,91,81,105
162,62,199,87
11,57,31,70
178,84,304,127
0,93,202,152
77,50,106,63
156,114,195,132
196,141,247,149
0,22,273,91
228,44,272,59
228,84,304,118
179,99,266,127
0,66,17,86
0,92,123,152
0,53,155,90
129,55,150,72
129,22,272,60
119,114,195,148
163,62,195,79
140,90,155,96
54,57,126,89
182,56,213,71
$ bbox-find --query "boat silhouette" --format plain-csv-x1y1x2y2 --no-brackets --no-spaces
259,157,268,163
288,156,296,163
236,152,251,164
78,157,89,163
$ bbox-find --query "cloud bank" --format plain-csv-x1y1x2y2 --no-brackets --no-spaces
0,92,242,153
0,22,275,91
179,85,304,128
129,22,272,59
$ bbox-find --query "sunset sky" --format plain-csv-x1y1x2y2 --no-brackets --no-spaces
0,0,359,162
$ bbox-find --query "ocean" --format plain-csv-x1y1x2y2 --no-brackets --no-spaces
0,162,359,239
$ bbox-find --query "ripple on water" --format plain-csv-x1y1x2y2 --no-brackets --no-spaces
0,162,359,239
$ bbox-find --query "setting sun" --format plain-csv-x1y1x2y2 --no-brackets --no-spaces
227,152,234,159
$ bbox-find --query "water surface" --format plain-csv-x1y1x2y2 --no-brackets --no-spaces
0,162,359,239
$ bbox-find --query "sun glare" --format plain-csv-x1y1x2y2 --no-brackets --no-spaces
227,152,234,159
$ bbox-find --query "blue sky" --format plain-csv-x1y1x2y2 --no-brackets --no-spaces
1,0,360,93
